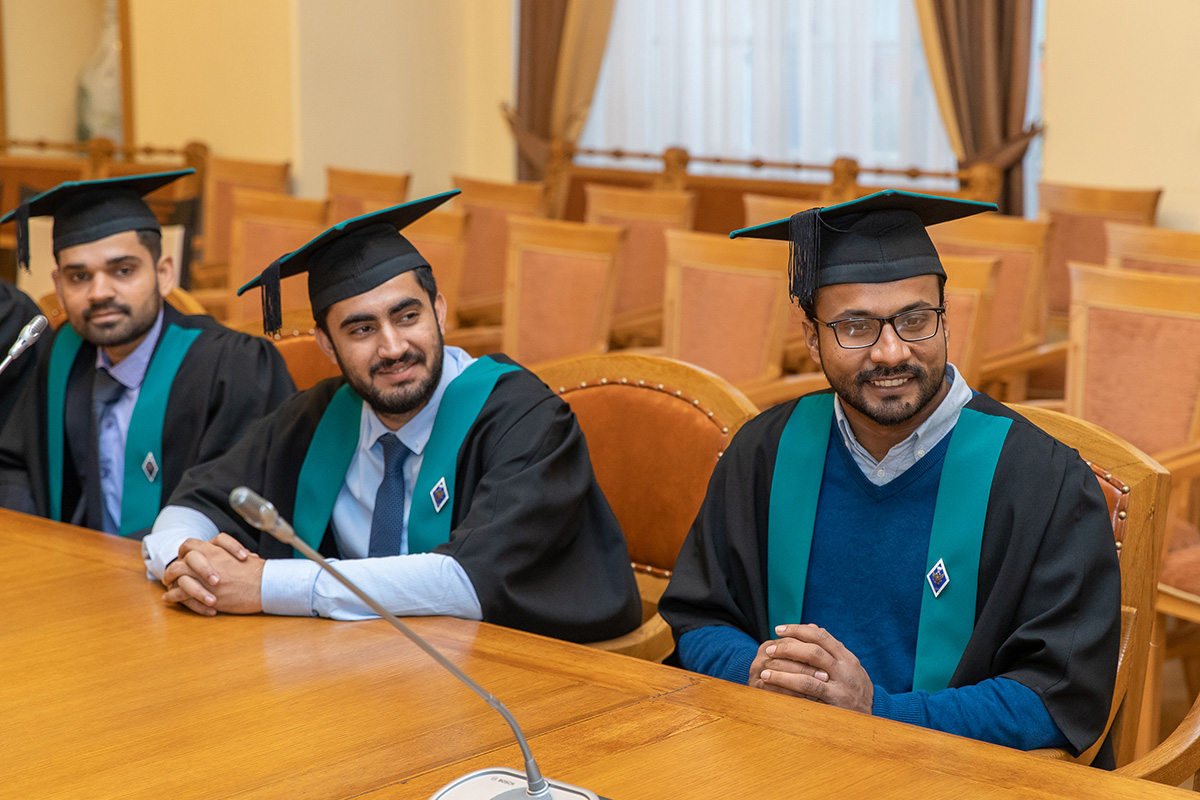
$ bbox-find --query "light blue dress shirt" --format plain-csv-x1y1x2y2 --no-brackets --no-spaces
832,363,973,486
143,346,484,622
94,309,164,533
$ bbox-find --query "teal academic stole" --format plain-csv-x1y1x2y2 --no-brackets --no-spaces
291,356,520,557
766,392,1011,692
47,323,201,535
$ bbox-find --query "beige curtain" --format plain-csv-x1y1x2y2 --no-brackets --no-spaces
508,0,615,186
915,0,1036,214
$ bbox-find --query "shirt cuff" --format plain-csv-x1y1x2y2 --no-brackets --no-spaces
141,505,219,581
260,558,322,617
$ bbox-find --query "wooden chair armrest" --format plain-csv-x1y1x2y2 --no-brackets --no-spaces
585,613,674,663
189,260,229,290
980,340,1068,382
443,325,502,358
739,372,830,410
1157,583,1200,625
1115,681,1200,785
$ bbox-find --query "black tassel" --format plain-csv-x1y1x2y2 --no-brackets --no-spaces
260,258,283,336
788,208,821,309
14,203,30,272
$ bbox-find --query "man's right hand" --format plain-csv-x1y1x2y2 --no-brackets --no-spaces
160,533,250,616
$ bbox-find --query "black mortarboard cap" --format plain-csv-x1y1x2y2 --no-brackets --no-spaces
729,190,996,311
238,189,459,335
0,169,194,272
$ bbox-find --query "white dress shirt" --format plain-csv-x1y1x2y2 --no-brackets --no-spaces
143,346,484,621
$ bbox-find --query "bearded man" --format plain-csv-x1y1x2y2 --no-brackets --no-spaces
658,192,1121,765
140,191,640,644
0,171,294,535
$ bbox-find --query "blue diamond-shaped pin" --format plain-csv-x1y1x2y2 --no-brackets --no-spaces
926,558,949,598
141,452,159,483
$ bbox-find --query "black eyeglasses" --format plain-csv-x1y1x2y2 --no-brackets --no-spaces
814,307,945,349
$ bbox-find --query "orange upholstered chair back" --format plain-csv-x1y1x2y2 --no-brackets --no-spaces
502,217,622,367
1067,263,1200,457
1038,182,1160,318
584,184,696,321
227,189,327,324
404,209,468,330
200,155,291,268
929,213,1051,357
1105,222,1200,278
663,230,790,388
451,175,546,325
270,334,342,391
941,255,999,386
536,353,757,577
324,166,410,225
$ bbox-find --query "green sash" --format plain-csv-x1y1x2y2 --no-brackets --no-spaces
767,394,1011,693
291,356,520,557
47,323,201,535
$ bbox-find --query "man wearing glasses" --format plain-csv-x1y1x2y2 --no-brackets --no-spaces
659,192,1120,764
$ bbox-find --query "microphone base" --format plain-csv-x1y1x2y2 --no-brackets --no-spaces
430,768,598,799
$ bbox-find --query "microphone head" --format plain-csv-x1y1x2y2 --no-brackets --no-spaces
25,314,48,340
228,485,282,537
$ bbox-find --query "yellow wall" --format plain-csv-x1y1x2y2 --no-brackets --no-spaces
292,0,514,199
128,0,295,163
2,0,105,141
1043,0,1200,230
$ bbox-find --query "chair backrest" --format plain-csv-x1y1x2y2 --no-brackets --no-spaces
451,175,546,326
200,155,291,268
1105,222,1200,278
940,254,999,386
404,209,468,331
741,192,821,227
226,188,327,323
324,166,410,225
663,230,790,388
269,333,342,391
502,216,623,367
1010,403,1170,765
535,352,758,596
584,184,696,327
1066,263,1200,458
1038,181,1161,319
929,213,1051,357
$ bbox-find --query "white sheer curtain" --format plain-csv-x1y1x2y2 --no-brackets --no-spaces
578,0,958,188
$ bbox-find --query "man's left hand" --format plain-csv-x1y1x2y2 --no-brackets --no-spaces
161,535,265,615
758,624,874,713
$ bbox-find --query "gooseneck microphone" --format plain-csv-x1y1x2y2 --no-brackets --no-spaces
228,486,598,800
0,314,48,378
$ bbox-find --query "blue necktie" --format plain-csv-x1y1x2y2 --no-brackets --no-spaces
369,433,411,557
89,368,127,534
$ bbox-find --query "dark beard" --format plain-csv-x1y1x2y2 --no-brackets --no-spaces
335,330,445,418
837,362,945,427
78,296,161,349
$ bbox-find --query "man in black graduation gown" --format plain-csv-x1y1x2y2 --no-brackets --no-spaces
141,190,641,644
658,191,1121,763
0,279,49,424
0,171,295,537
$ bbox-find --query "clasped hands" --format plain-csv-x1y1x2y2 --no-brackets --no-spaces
160,533,264,616
748,624,874,714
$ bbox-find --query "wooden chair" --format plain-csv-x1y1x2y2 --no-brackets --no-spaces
451,175,546,327
0,155,97,253
1011,404,1169,767
38,286,209,329
1038,182,1161,330
584,184,696,348
662,230,791,393
404,209,468,332
1106,222,1200,278
1060,264,1200,755
270,333,341,391
940,255,999,388
929,214,1054,400
191,188,327,322
534,352,758,661
324,166,410,226
444,217,623,366
192,155,291,287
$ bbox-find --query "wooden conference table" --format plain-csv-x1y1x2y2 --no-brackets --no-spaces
2,509,1187,799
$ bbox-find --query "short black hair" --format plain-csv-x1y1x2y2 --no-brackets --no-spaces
803,275,946,322
315,264,439,334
